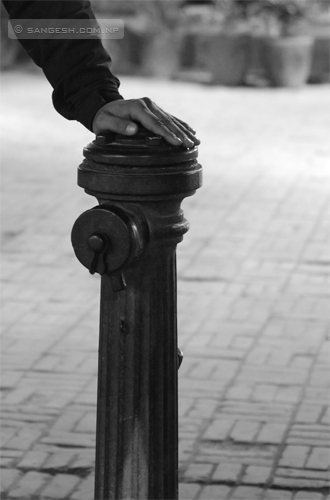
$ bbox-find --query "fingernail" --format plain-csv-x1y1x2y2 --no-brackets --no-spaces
174,135,183,143
126,123,137,134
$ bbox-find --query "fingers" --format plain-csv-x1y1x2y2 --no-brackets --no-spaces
139,98,200,148
142,99,200,147
149,109,196,148
170,115,196,135
169,115,200,146
92,98,200,148
130,104,185,147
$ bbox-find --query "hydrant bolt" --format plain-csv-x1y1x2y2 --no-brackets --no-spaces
88,234,107,253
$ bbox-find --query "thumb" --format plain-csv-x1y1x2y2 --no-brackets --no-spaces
112,118,138,135
93,112,138,136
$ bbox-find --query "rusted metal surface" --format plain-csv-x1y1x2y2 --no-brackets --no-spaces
71,128,202,499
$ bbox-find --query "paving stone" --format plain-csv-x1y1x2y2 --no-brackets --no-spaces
41,431,95,448
0,427,18,447
295,405,324,424
275,386,303,404
273,476,329,489
257,423,287,444
268,351,292,367
179,439,195,463
252,385,278,402
0,450,24,459
203,419,233,441
218,401,293,423
306,447,330,470
185,461,215,481
179,482,201,500
226,384,254,400
321,408,329,425
1,388,35,406
7,470,52,498
290,356,313,370
230,421,261,442
263,489,293,499
17,450,49,470
75,412,96,433
179,378,227,398
4,427,42,451
279,445,310,468
198,484,231,499
1,410,55,424
238,369,307,387
309,369,329,387
196,454,274,467
212,462,242,482
185,398,219,419
231,337,255,350
1,458,17,467
42,450,77,470
41,473,81,498
70,474,94,500
276,467,330,481
243,465,272,485
1,404,59,418
188,360,218,380
0,371,24,389
70,450,95,471
231,485,264,499
211,360,240,381
293,491,324,500
178,397,194,418
51,410,84,432
33,355,60,372
287,437,328,447
72,391,97,406
305,388,330,404
0,469,22,494
245,348,270,366
291,423,329,434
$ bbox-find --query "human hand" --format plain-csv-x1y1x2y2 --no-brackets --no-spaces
92,97,200,149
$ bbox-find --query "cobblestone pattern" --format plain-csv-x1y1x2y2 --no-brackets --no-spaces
1,74,329,499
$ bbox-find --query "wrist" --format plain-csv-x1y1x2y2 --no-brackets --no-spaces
76,91,124,132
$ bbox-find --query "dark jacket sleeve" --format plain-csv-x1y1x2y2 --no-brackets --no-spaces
2,0,123,131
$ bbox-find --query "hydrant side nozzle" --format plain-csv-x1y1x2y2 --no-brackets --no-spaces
71,206,147,280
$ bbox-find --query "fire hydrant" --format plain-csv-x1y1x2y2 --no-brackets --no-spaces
71,127,202,499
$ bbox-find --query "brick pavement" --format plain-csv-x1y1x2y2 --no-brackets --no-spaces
0,72,329,500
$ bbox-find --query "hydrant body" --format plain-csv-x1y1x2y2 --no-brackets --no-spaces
71,129,202,499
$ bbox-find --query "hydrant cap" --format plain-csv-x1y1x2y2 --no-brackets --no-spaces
83,126,198,166
78,126,202,197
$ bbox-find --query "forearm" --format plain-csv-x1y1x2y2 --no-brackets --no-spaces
3,0,123,130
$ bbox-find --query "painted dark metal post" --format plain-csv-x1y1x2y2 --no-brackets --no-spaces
71,128,202,500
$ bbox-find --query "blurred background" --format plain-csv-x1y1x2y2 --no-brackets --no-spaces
1,0,330,86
